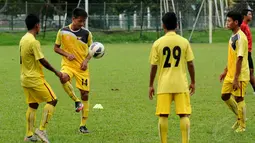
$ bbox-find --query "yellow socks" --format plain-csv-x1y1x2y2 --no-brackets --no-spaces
158,116,190,143
158,117,168,143
26,107,36,137
237,100,246,128
180,117,190,143
63,82,80,102
225,96,238,116
80,101,89,126
39,104,55,131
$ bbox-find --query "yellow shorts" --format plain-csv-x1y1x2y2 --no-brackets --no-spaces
23,82,57,104
156,93,191,115
221,80,248,97
61,66,90,91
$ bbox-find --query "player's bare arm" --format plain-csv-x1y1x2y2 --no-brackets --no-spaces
220,66,228,82
54,44,76,61
80,54,92,71
39,58,62,78
149,65,157,100
187,61,195,95
233,56,243,90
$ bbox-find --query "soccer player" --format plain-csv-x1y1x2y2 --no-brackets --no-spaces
220,11,249,132
20,14,62,142
241,8,255,94
54,8,92,133
149,12,195,143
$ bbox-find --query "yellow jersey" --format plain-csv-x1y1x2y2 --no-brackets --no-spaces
19,32,44,87
55,24,93,70
225,29,249,81
150,32,194,94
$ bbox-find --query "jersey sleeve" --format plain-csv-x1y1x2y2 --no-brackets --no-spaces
149,41,159,65
236,35,246,57
185,42,194,62
32,40,44,60
87,32,93,47
55,29,61,46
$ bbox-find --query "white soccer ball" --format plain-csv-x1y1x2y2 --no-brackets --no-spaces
89,42,105,59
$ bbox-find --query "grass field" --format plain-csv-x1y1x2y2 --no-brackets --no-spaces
1,43,255,143
0,29,233,45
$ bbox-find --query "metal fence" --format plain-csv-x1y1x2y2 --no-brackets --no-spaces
0,1,254,34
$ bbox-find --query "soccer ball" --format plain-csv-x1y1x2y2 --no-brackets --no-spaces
89,42,105,59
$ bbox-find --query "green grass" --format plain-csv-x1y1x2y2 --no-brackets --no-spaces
0,31,158,45
0,28,235,46
1,43,255,143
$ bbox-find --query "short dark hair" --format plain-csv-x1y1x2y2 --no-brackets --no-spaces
162,12,177,30
25,14,40,30
227,11,243,26
241,9,253,16
72,8,88,18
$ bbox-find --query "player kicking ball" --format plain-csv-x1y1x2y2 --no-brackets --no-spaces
20,14,62,142
220,11,249,132
54,8,93,133
149,12,195,143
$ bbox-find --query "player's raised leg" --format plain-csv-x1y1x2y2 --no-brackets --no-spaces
79,89,89,133
61,71,83,112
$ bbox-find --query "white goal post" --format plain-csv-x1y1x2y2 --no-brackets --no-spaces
77,0,89,29
188,0,227,43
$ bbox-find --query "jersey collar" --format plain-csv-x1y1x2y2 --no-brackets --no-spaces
165,31,176,36
232,29,241,37
69,24,81,32
26,32,35,39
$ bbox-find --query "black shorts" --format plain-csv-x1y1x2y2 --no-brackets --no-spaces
248,52,254,69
